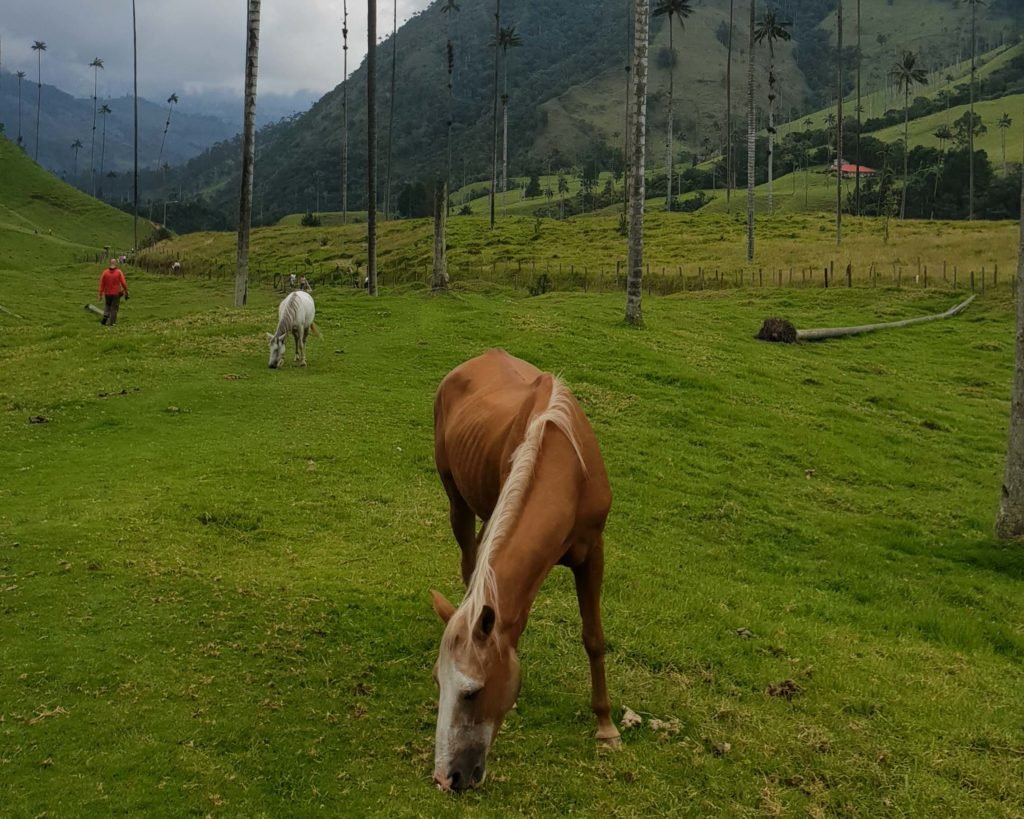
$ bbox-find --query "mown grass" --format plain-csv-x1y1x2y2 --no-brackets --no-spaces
3,241,1024,816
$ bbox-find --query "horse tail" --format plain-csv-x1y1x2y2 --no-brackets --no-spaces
310,322,323,339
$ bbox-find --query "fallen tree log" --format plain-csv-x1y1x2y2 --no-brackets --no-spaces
757,295,976,343
0,304,25,319
84,303,104,317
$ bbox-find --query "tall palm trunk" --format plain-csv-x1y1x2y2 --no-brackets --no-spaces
746,0,755,263
665,18,675,212
501,45,511,194
34,51,43,161
766,41,775,211
367,0,379,295
90,65,99,196
835,0,843,246
626,0,650,326
900,85,909,219
235,0,260,307
726,0,733,208
17,74,24,146
490,0,501,228
968,1,976,220
855,0,861,216
99,109,109,193
623,7,632,216
432,180,448,291
131,8,138,251
995,156,1024,537
385,1,397,220
342,0,349,224
445,3,455,216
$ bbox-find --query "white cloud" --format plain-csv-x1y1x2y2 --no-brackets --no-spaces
1,0,429,100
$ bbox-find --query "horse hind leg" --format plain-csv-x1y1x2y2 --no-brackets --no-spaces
572,539,621,747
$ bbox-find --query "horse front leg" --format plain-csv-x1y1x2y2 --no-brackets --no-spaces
440,472,481,587
572,539,620,746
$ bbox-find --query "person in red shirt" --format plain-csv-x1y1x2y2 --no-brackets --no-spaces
98,259,129,326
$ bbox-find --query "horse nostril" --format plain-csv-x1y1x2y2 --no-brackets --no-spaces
472,765,483,785
449,770,464,791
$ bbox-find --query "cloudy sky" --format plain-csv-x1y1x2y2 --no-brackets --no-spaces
2,0,431,102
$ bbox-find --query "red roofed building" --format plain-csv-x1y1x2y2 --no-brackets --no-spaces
829,160,876,178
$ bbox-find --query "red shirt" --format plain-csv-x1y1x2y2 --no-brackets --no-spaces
99,267,128,297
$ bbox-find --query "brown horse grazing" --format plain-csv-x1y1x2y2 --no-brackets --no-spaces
430,349,619,792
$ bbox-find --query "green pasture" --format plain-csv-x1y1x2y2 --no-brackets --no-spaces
4,253,1024,816
871,94,1024,168
142,209,1018,295
791,41,1022,136
3,134,1024,815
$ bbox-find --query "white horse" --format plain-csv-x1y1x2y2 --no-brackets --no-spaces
267,291,318,368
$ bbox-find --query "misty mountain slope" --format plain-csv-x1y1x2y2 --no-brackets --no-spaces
158,0,1017,226
0,71,239,178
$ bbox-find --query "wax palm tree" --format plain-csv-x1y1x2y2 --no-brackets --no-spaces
132,1,139,248
933,124,952,152
626,0,650,326
995,157,1024,537
367,0,379,293
494,24,522,194
965,0,984,220
15,71,26,147
855,0,862,215
890,49,927,219
31,41,46,162
835,0,843,245
489,0,501,228
88,58,103,194
236,0,261,307
341,0,349,224
385,0,398,220
997,113,1012,174
753,8,791,212
557,171,568,219
726,0,734,207
98,103,112,193
157,92,178,169
745,0,755,262
441,0,459,216
653,0,693,212
70,139,83,180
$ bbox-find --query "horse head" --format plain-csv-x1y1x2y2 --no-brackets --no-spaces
430,589,521,792
267,332,286,368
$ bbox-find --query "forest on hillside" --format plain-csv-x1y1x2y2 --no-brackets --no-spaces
71,0,1023,230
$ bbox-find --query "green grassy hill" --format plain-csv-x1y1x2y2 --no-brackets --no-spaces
872,94,1024,165
0,135,142,270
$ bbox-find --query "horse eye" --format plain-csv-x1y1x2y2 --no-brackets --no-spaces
462,688,481,702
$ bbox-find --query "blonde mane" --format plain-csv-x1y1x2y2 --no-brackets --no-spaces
457,377,587,633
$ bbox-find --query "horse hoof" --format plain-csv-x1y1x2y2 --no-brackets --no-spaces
597,734,622,751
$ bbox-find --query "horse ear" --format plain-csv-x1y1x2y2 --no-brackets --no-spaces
265,332,273,341
431,590,455,624
473,605,495,641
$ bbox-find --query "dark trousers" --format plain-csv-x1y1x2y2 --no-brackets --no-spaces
103,294,121,325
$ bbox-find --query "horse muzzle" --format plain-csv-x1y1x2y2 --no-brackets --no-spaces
434,750,486,793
